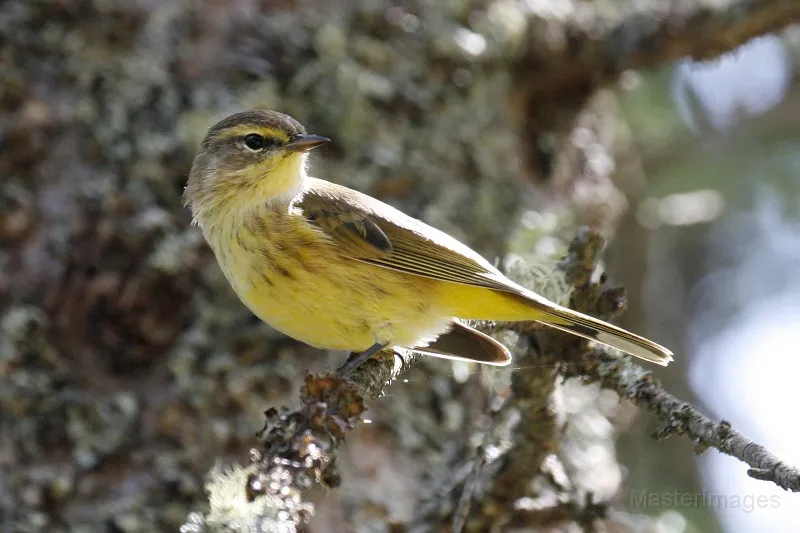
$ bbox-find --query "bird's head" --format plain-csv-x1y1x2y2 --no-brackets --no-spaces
184,110,329,225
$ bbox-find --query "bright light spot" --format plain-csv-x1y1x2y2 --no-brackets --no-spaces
520,210,541,229
454,28,487,56
570,126,593,148
487,0,527,39
637,190,725,228
585,143,614,176
523,0,574,19
534,236,560,257
619,70,641,91
672,35,792,132
658,190,724,226
452,360,470,383
521,210,559,231
485,445,502,461
658,510,687,533
515,496,537,510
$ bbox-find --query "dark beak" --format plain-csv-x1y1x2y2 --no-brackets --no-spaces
286,134,331,152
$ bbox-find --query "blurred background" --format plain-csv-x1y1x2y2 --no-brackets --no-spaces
609,32,800,533
1,1,798,532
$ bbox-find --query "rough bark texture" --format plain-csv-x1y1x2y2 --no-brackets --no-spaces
2,1,799,532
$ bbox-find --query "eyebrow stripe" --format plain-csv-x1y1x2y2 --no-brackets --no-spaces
218,125,290,143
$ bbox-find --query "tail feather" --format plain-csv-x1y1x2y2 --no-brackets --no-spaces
538,305,673,366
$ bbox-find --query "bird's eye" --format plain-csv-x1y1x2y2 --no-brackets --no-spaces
243,133,267,151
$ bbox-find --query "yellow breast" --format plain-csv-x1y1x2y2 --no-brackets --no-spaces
203,207,453,352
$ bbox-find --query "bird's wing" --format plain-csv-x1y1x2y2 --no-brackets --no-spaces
296,179,675,367
296,178,515,292
300,192,393,260
415,321,512,365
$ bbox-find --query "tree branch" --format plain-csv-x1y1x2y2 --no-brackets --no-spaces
558,229,800,493
518,0,800,177
564,351,800,492
242,351,416,527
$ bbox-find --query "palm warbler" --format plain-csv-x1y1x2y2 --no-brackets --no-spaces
184,110,673,372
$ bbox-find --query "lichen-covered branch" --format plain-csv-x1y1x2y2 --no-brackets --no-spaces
428,228,800,532
248,351,411,496
523,0,800,83
519,0,800,177
555,233,800,494
457,228,637,531
550,230,800,495
186,351,417,531
564,351,800,492
558,230,800,493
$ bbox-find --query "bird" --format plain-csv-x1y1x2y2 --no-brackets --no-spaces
183,110,673,374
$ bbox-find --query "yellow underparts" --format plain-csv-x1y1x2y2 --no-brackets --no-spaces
203,208,550,353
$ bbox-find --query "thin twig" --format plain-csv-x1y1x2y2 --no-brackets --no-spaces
560,229,800,492
452,445,487,533
563,351,800,492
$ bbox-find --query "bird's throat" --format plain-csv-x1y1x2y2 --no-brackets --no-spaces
256,152,307,206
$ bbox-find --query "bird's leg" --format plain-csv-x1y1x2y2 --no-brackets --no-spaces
336,342,388,377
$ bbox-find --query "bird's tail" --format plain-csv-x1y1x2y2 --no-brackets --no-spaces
440,282,673,366
536,304,673,366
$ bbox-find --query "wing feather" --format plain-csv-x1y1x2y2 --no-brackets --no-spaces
296,178,514,292
300,190,393,259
